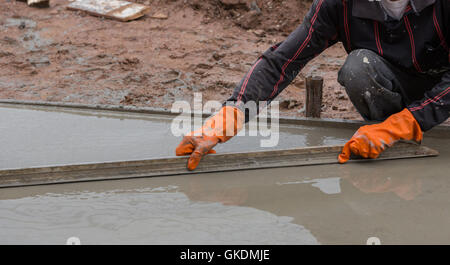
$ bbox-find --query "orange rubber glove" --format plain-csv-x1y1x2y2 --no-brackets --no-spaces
176,106,244,170
338,108,423,164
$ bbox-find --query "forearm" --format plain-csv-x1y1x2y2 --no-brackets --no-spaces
407,71,450,131
225,0,339,121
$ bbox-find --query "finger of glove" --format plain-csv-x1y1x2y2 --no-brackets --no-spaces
338,141,352,164
175,137,194,156
187,141,216,170
187,149,205,171
368,151,381,159
368,141,385,159
350,140,368,158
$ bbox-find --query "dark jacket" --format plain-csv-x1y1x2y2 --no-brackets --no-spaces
227,0,449,131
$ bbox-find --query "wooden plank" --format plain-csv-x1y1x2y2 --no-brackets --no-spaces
305,76,323,118
27,0,49,8
67,0,150,22
0,142,439,188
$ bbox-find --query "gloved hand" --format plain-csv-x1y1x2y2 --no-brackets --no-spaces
338,108,423,164
176,106,244,170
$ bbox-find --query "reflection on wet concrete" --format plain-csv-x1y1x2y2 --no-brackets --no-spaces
277,177,342,195
0,186,318,245
179,138,450,245
0,104,449,244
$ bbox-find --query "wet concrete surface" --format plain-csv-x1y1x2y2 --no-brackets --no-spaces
0,104,351,169
0,104,449,244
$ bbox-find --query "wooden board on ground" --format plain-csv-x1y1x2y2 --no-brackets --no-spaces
67,0,150,22
27,0,49,7
0,142,439,188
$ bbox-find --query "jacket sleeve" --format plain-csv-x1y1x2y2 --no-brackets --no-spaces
226,0,340,121
407,0,450,131
408,71,450,131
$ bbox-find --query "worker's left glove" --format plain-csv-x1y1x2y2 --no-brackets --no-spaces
338,108,423,164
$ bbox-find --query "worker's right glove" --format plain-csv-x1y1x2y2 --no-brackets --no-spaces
175,106,244,171
338,108,423,163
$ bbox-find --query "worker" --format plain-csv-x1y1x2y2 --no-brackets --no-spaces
176,0,449,170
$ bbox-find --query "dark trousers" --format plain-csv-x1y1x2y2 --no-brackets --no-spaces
337,49,441,121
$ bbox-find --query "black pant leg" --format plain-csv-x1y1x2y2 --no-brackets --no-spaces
337,49,405,121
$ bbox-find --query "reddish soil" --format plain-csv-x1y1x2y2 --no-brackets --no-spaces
0,0,447,124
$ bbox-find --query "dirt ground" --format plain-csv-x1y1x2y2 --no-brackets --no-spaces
0,0,448,124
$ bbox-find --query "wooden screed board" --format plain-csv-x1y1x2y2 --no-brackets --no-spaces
0,142,439,188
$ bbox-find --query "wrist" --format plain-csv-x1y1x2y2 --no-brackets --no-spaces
189,106,244,143
386,108,423,143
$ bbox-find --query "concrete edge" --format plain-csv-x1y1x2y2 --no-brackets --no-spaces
0,99,448,136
